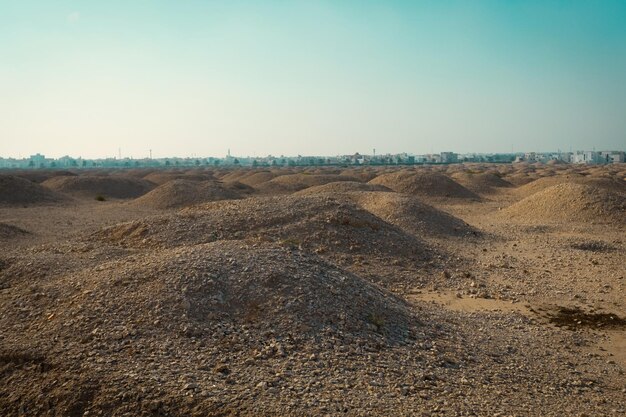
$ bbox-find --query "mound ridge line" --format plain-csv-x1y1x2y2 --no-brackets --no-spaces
0,175,68,206
131,179,243,209
500,182,626,225
369,170,480,200
42,175,154,199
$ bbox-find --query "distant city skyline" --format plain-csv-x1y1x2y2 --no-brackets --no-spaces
3,148,624,170
2,1,626,159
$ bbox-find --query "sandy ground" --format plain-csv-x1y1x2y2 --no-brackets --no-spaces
1,165,625,416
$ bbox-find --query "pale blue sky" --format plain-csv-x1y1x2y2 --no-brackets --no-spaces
1,1,625,158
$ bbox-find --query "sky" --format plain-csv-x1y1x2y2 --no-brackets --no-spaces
1,1,625,159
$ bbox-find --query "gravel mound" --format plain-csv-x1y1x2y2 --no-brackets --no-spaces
0,175,67,206
502,173,538,187
255,174,361,194
83,241,416,339
352,192,479,238
42,176,155,199
110,168,157,178
450,172,512,194
0,240,418,345
514,175,626,197
500,183,626,225
368,170,479,200
131,179,243,209
223,180,256,195
237,171,279,186
97,195,430,261
294,181,392,196
0,240,425,415
340,169,379,182
0,223,30,239
142,170,215,185
12,170,77,184
218,169,250,182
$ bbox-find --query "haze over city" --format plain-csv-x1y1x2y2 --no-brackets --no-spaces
2,1,625,159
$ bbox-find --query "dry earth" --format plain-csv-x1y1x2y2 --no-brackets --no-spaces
1,164,625,416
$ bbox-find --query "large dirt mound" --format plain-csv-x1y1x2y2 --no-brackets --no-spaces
502,173,538,187
369,171,479,200
110,168,157,178
514,175,626,197
0,240,423,414
42,176,155,199
131,179,243,209
0,240,418,346
11,170,77,184
339,169,378,182
500,183,626,225
450,172,512,194
255,174,361,194
76,241,416,339
237,171,279,186
223,180,256,195
142,170,215,185
218,169,251,182
97,195,430,262
352,192,479,238
294,181,391,196
0,175,67,206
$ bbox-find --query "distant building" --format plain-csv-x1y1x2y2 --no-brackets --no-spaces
523,152,537,163
600,151,625,164
29,153,46,167
347,152,365,164
440,152,458,163
58,155,78,167
558,152,573,163
572,151,602,164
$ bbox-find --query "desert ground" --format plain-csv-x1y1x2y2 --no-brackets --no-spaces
1,163,625,416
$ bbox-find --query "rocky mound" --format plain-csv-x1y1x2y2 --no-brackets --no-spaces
218,169,250,183
0,239,426,414
0,175,67,206
131,179,243,209
0,223,30,239
255,174,361,194
42,176,155,199
450,172,512,194
142,171,215,185
340,169,379,182
368,171,479,200
111,168,157,178
237,171,279,186
223,180,256,195
0,240,418,346
352,192,479,238
515,175,626,197
11,170,77,184
500,183,626,225
85,241,415,339
536,169,557,177
502,173,537,187
97,195,430,263
294,181,392,196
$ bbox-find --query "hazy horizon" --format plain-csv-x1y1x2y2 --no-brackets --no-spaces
2,1,625,159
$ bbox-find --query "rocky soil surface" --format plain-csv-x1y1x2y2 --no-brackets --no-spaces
1,164,625,416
